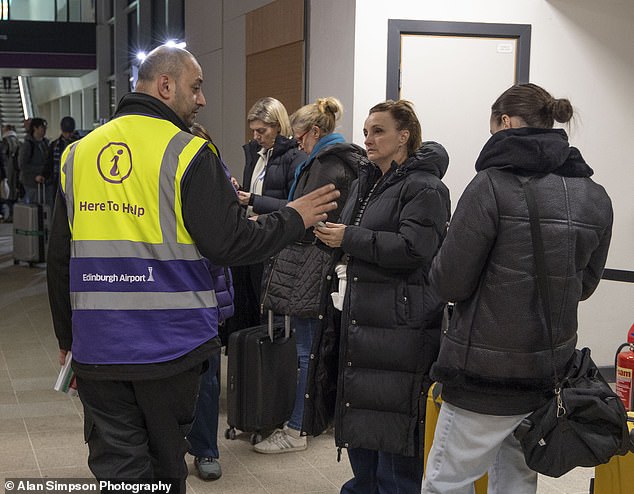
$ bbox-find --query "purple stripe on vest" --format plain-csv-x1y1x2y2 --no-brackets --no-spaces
71,308,219,364
70,257,213,293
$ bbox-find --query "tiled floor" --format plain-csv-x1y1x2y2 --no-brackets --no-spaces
0,223,596,493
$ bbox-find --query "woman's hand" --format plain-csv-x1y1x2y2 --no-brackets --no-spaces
237,190,251,206
314,222,346,248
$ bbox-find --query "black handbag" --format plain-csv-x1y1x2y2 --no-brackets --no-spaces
513,178,630,478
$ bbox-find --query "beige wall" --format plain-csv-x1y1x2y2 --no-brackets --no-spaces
185,0,278,178
344,0,634,365
306,0,356,141
185,0,634,366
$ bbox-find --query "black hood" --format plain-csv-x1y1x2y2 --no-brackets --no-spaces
358,141,449,197
475,127,593,178
403,141,449,179
314,142,365,177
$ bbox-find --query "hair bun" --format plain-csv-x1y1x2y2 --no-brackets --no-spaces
317,97,343,118
551,97,573,124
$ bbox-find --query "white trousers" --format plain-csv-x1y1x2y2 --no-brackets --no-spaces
422,401,537,494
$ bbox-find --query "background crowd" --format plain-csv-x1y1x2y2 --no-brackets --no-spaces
0,116,79,220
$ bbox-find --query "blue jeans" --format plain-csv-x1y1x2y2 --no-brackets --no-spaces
187,353,220,458
341,447,424,494
21,183,55,209
422,401,536,494
22,185,39,204
287,316,317,431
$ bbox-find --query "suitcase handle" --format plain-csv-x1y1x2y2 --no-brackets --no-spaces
267,310,291,342
37,182,46,205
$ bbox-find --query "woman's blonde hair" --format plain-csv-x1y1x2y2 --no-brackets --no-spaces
246,97,292,137
290,97,343,135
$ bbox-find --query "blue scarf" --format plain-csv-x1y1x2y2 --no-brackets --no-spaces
287,132,346,200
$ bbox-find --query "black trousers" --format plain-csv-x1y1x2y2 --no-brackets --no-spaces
77,365,203,494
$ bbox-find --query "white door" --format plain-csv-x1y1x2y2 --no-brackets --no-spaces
400,34,519,205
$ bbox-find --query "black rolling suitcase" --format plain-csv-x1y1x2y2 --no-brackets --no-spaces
225,311,297,444
13,184,51,266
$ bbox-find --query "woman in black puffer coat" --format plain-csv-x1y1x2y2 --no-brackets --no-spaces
314,100,451,494
423,84,613,494
223,98,306,338
256,97,361,454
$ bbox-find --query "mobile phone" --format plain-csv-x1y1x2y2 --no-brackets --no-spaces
316,221,326,228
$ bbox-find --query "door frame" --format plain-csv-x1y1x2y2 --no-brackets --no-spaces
386,19,532,99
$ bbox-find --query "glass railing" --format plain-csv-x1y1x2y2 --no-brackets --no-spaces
1,0,95,22
17,76,34,120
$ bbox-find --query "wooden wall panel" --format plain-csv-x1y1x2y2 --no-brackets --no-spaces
245,41,304,140
244,0,305,141
245,0,304,56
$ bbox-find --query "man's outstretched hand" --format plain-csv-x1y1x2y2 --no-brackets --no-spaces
287,184,340,229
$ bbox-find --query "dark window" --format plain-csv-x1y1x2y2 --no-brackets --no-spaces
108,80,116,118
128,9,138,56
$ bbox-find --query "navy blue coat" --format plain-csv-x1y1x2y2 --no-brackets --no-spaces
241,135,306,214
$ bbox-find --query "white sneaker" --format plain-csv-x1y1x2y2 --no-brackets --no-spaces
253,426,307,454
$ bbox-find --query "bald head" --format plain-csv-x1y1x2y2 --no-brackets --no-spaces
136,45,197,93
134,45,206,126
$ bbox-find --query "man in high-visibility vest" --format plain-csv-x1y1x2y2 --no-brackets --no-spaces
47,45,339,492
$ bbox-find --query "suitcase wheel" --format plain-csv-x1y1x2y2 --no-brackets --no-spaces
225,427,237,440
250,432,262,445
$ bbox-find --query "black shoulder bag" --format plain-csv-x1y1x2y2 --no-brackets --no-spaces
513,178,630,478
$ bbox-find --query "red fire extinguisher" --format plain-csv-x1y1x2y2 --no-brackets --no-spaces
615,323,634,411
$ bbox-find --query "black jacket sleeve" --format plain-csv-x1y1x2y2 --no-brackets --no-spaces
47,190,72,350
252,191,288,214
252,148,305,214
581,210,613,300
43,140,56,180
429,172,498,302
182,148,305,266
18,139,31,171
302,155,356,223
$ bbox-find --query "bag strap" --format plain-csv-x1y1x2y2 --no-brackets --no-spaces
523,179,559,386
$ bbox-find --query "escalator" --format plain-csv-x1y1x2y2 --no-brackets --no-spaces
0,75,30,139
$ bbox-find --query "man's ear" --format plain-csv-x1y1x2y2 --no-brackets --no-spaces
156,74,172,101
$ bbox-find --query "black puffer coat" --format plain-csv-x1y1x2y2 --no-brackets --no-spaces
303,142,451,457
430,128,613,415
262,143,362,317
242,135,306,214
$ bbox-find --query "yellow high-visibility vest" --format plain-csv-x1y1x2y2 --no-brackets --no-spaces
60,114,219,365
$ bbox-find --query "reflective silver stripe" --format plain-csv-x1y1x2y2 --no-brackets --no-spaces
159,131,197,244
63,143,77,227
72,239,201,260
71,290,218,310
